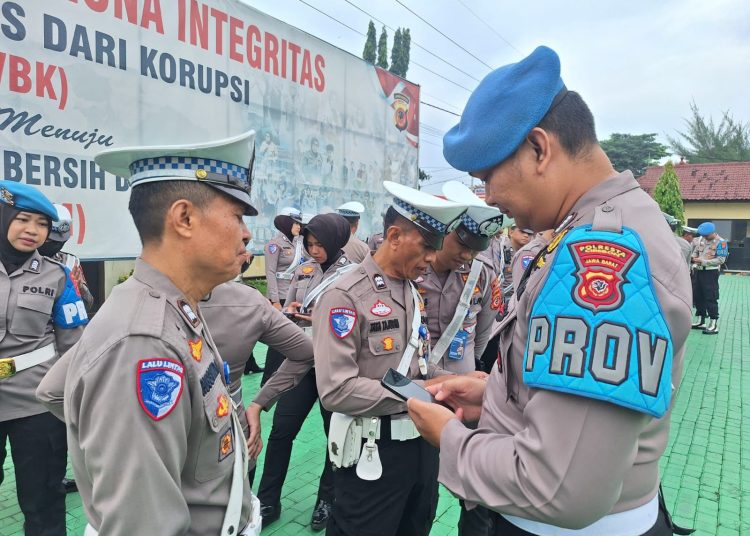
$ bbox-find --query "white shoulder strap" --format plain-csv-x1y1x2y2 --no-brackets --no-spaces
280,239,304,277
396,282,423,375
302,263,358,309
221,407,248,535
429,259,483,364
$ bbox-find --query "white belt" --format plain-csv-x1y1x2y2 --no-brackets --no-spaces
276,272,294,280
387,414,420,441
302,326,313,337
502,493,659,536
695,266,719,271
230,386,243,406
0,344,55,379
85,515,261,536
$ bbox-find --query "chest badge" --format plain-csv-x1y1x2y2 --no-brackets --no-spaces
569,240,637,312
370,300,392,317
302,265,314,274
216,394,230,417
382,336,395,351
373,274,387,290
188,339,203,362
218,427,234,461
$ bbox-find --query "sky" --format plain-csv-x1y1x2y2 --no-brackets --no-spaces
240,0,750,193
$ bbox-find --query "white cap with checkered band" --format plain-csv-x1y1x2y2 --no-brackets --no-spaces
95,130,258,216
442,181,504,250
383,180,467,250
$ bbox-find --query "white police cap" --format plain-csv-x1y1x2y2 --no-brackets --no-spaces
278,206,303,222
337,201,365,219
383,180,467,250
50,203,72,243
442,181,504,250
95,130,258,216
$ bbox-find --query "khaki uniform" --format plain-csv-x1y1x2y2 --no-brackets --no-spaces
676,237,692,267
314,254,446,415
691,235,727,268
199,281,314,435
1,252,86,421
367,232,384,252
341,235,370,263
478,235,505,280
37,260,255,536
438,173,693,529
510,233,549,286
264,233,301,303
418,260,498,374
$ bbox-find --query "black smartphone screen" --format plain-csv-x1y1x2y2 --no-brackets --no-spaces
381,368,435,404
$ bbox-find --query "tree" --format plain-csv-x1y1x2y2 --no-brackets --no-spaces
362,21,376,64
653,161,685,228
390,28,403,75
376,26,388,68
667,102,750,163
400,29,411,77
600,133,669,178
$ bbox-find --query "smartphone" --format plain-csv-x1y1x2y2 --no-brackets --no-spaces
381,368,435,404
282,311,297,319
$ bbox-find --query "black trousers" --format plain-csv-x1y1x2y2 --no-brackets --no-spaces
257,369,333,507
692,269,720,319
0,412,67,536
326,434,439,536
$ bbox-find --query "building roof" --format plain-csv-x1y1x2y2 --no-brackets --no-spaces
638,161,750,201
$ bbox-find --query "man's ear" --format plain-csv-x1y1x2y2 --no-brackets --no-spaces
385,224,401,248
526,127,553,172
166,199,197,239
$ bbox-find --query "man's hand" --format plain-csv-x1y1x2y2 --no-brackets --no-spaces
466,370,489,380
426,376,487,422
272,302,282,311
407,398,458,448
245,402,264,459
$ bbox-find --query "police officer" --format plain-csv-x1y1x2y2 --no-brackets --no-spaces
37,131,261,535
199,250,315,485
263,207,304,384
38,204,95,312
0,180,88,536
510,230,554,286
662,213,692,268
313,181,467,536
690,222,728,334
338,201,370,263
407,46,693,535
419,181,503,376
500,224,534,301
256,213,355,531
367,231,384,251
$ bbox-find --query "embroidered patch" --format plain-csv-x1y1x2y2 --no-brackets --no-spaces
188,339,202,362
373,274,387,290
268,243,278,254
491,279,502,311
521,255,534,269
137,359,184,421
569,240,637,312
716,240,728,257
369,319,400,333
329,307,357,339
282,248,293,257
302,265,314,274
30,259,40,271
177,300,200,327
382,336,395,351
370,300,392,317
417,287,426,295
218,427,234,461
216,394,230,417
461,273,469,283
473,285,480,295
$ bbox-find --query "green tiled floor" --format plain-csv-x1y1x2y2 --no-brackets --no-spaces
2,275,748,535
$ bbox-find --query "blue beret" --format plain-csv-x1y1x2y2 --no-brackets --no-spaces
697,222,715,236
443,46,565,172
0,180,57,220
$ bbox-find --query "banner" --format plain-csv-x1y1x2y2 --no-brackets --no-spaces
0,0,420,259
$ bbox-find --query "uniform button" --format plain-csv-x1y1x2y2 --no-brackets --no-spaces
149,290,161,298
601,205,614,213
228,526,235,534
212,417,218,427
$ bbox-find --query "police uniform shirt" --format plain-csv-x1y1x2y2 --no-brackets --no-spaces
200,281,313,434
38,259,254,536
478,235,504,278
264,232,300,303
284,255,352,317
341,235,370,264
1,251,87,421
691,234,728,269
676,237,692,266
313,254,446,417
418,260,499,374
438,172,693,527
510,234,550,286
367,232,384,252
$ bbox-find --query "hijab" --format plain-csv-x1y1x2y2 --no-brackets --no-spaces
302,213,351,272
273,215,298,242
0,204,49,273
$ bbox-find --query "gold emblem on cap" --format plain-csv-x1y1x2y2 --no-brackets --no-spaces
195,169,208,180
410,214,417,221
